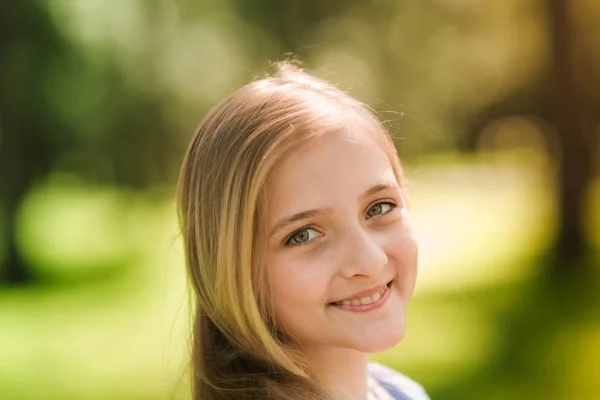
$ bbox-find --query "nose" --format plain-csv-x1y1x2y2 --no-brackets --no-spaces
338,227,388,279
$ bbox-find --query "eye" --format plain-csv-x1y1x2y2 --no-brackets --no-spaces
286,227,321,246
366,202,395,219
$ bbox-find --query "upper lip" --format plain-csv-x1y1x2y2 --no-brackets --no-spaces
331,280,391,303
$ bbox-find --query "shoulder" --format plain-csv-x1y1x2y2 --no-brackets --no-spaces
367,361,430,400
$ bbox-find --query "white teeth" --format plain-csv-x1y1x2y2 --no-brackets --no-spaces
371,291,381,302
333,282,390,306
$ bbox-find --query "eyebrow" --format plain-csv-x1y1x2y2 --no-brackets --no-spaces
360,182,399,201
269,181,399,238
270,208,333,238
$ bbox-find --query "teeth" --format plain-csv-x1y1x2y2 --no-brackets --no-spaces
332,282,390,306
371,291,381,302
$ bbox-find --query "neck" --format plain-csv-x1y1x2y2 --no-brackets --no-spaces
303,346,369,400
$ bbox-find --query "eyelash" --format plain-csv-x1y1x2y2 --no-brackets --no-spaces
284,201,398,247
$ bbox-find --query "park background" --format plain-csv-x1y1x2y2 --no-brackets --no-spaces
1,0,599,399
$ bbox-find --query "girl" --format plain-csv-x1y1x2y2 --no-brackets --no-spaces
177,61,429,400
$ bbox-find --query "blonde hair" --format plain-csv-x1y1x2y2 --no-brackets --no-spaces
177,61,404,399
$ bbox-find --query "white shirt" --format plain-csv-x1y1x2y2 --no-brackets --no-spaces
367,362,430,400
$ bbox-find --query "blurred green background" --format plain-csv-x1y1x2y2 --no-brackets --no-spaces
1,1,599,399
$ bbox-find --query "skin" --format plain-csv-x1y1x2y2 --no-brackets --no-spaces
263,127,419,400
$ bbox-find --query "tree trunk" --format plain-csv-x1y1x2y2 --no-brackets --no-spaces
547,0,598,268
1,200,35,285
0,0,63,285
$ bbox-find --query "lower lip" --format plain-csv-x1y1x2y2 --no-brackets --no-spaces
329,281,392,313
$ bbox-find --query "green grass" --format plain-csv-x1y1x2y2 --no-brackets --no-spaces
1,152,598,400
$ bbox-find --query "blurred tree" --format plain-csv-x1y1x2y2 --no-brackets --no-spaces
547,0,599,267
0,1,182,285
229,0,364,52
457,0,599,270
0,1,68,283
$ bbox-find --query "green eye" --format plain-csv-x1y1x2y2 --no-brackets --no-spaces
287,228,320,246
366,202,394,219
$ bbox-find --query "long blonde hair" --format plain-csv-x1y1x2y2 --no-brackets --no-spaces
177,61,403,399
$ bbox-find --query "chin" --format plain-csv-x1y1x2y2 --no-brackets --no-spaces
353,320,407,353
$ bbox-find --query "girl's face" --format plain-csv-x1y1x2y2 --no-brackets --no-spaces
263,127,418,354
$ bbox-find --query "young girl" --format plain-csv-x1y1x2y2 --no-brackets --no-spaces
177,61,429,400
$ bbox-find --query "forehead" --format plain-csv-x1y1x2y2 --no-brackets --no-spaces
265,128,397,217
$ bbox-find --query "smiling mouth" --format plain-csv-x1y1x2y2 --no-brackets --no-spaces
329,280,393,306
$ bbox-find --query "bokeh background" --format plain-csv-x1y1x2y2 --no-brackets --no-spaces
1,0,599,399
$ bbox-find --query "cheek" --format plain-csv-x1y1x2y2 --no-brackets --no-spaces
267,253,330,325
402,238,419,289
388,224,419,295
